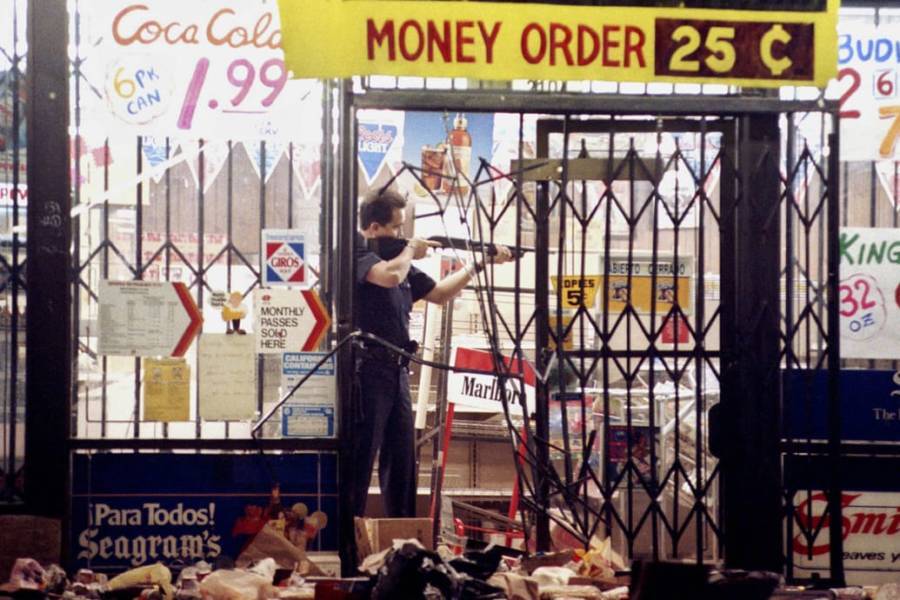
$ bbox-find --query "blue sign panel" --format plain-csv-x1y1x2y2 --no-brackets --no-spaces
783,369,900,442
71,452,338,572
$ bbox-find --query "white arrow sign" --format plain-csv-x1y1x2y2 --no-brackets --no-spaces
253,288,330,354
98,280,203,357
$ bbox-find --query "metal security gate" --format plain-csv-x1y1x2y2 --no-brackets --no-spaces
528,116,730,564
340,89,842,580
0,0,27,507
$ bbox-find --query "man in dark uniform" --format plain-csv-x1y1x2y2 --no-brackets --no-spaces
353,189,511,517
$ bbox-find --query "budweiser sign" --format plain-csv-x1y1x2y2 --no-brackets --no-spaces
792,491,900,585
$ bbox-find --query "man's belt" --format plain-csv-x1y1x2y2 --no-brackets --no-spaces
358,340,419,367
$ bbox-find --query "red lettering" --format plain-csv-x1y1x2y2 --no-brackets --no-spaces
521,23,546,65
577,25,600,66
112,5,152,45
888,509,900,535
251,12,280,49
207,9,247,47
456,21,475,63
399,20,424,61
271,258,300,268
790,493,900,557
624,25,646,68
207,8,280,49
793,493,851,556
478,21,502,64
549,23,573,66
602,25,621,67
850,512,888,535
427,20,451,62
112,4,200,46
367,19,396,60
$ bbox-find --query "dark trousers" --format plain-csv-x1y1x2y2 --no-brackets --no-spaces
352,358,416,518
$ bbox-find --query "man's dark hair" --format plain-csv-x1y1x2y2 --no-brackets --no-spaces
360,189,406,230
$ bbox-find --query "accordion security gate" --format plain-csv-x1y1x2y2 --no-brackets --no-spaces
341,90,842,580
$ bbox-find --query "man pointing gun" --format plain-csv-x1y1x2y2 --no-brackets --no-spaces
352,189,513,518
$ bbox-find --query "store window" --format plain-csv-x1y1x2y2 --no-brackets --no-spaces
0,0,27,505
69,2,327,440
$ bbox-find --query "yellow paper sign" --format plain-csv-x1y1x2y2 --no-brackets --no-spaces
278,0,837,88
143,358,191,422
600,274,691,314
551,275,603,309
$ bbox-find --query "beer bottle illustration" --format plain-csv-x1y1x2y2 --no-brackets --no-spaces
442,113,472,195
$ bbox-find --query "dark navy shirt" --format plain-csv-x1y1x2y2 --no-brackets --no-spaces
355,233,436,348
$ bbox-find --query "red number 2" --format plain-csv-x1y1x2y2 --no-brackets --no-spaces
854,278,876,310
838,68,861,120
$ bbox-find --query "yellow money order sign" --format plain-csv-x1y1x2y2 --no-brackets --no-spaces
278,0,837,88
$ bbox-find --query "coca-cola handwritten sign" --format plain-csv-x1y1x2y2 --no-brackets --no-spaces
81,1,315,139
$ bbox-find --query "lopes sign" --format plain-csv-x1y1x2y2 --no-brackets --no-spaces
277,0,837,87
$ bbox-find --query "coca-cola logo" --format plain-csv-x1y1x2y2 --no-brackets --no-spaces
112,4,281,50
793,492,900,556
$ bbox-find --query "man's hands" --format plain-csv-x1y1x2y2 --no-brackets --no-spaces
407,237,514,265
406,237,441,260
488,245,514,264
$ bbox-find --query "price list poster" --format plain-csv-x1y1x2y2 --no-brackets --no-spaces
77,1,319,142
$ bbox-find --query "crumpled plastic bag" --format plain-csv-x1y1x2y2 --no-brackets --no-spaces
572,536,625,580
236,523,323,575
486,572,539,600
531,566,574,586
108,562,174,600
370,542,506,600
6,558,44,590
876,583,900,600
198,567,277,600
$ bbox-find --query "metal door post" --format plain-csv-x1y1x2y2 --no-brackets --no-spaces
720,114,783,572
25,0,71,520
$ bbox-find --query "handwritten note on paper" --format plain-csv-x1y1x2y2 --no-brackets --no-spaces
143,358,190,422
198,334,258,421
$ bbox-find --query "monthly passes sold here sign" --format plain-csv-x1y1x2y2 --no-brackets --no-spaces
278,0,838,88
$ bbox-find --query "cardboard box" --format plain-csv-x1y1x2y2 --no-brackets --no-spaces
354,517,434,561
306,552,341,577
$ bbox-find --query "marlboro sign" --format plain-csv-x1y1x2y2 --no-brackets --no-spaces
447,347,536,413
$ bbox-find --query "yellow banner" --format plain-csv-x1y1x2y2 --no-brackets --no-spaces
278,0,837,88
